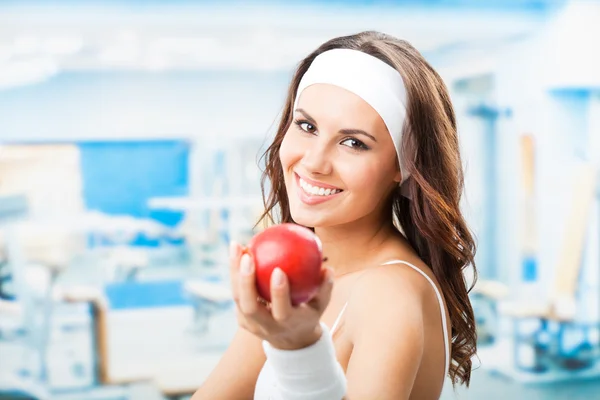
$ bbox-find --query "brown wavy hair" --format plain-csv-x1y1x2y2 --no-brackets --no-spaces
257,31,477,386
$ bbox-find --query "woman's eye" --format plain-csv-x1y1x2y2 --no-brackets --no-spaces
299,122,316,133
294,119,316,134
341,138,369,151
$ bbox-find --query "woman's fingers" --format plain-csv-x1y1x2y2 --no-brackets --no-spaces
238,253,265,317
234,250,329,342
269,268,292,322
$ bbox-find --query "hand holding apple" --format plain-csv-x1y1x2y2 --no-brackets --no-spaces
229,224,334,351
245,223,324,306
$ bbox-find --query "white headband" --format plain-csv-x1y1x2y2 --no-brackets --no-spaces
293,48,410,184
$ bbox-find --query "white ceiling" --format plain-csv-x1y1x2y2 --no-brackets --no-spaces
0,3,551,88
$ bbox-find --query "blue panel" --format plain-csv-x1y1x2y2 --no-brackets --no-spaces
104,280,190,309
522,255,538,282
79,140,189,246
104,276,225,309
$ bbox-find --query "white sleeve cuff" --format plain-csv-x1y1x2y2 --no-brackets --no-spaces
262,322,347,400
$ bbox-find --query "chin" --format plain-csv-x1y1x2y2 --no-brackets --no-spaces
289,208,323,228
289,205,349,229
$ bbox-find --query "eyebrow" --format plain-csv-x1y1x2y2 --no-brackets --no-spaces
295,108,378,142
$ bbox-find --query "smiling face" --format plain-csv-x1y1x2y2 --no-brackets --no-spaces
279,83,402,229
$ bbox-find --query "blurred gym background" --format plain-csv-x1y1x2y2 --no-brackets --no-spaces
0,0,599,399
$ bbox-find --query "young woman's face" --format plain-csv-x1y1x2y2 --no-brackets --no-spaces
279,83,402,228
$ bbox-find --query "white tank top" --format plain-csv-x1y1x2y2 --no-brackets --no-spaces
254,260,451,399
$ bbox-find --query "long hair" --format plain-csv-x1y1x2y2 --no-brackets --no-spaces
257,31,477,386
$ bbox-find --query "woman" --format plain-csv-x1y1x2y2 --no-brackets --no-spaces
193,30,477,399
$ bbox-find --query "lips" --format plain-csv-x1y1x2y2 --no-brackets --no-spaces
294,172,344,206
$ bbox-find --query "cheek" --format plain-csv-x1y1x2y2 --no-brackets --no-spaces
279,131,302,170
347,166,378,190
342,159,395,196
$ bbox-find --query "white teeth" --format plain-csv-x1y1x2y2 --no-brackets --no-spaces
299,178,341,196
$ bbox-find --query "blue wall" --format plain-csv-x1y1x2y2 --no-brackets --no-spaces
79,139,190,245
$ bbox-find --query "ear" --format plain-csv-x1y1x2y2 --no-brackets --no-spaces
393,170,402,184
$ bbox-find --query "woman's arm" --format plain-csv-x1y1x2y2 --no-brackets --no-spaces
260,266,429,400
344,267,427,400
191,327,266,400
192,242,268,400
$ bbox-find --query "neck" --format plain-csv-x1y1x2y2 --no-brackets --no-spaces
314,214,398,277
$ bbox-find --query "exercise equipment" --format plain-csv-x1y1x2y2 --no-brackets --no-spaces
476,162,600,378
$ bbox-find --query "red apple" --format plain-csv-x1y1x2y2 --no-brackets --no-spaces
244,223,323,306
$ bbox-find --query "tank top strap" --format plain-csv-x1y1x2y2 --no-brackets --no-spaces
330,302,348,336
329,268,371,336
381,259,451,379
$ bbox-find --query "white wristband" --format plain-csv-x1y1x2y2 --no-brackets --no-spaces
262,322,347,400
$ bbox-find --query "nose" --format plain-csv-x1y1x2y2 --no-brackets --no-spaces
299,138,333,176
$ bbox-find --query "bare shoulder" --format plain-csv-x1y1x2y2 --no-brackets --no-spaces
354,258,440,303
344,258,442,341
